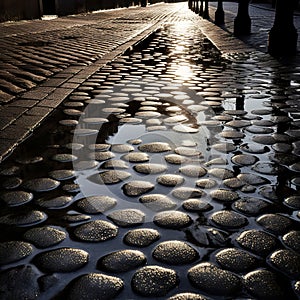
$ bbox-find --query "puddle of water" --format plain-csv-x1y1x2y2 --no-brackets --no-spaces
0,20,299,300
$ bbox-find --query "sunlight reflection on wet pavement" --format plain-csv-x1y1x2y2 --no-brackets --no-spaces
0,18,299,299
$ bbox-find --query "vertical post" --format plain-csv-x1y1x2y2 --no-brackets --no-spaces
234,0,251,36
215,0,224,25
141,0,147,6
199,0,203,16
203,0,209,19
268,0,298,56
195,0,199,14
188,0,192,10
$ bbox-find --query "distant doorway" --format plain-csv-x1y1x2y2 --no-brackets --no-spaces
42,0,56,15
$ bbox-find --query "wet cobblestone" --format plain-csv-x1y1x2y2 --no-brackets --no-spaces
0,4,299,299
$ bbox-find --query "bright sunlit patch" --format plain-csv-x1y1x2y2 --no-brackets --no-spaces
174,45,185,52
175,65,193,80
41,15,58,20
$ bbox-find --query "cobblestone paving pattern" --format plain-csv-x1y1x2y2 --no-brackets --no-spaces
0,6,300,300
0,3,184,104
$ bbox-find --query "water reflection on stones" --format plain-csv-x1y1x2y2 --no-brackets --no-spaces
0,16,299,300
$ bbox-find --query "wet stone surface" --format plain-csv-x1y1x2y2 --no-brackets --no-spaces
98,249,146,273
153,211,193,229
76,195,117,214
33,248,89,273
0,11,299,299
152,240,199,265
131,266,178,297
236,229,277,257
107,209,145,227
214,247,260,273
0,190,33,206
122,180,155,196
73,220,118,242
268,249,300,279
139,194,177,212
188,262,241,296
66,273,124,300
167,293,208,300
243,269,284,299
23,226,67,248
0,265,42,299
0,241,33,265
124,228,160,247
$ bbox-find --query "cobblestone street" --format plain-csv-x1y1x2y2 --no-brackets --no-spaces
0,2,299,299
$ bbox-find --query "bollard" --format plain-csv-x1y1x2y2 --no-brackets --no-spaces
268,0,298,56
195,0,199,14
199,0,204,16
234,0,251,36
141,0,147,6
215,0,224,25
203,0,209,19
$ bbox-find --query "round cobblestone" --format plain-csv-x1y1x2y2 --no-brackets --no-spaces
66,273,124,300
73,220,118,242
154,211,192,229
256,213,292,235
210,189,239,202
210,210,248,229
0,190,33,206
172,187,205,199
179,165,207,177
233,197,270,216
0,210,47,226
23,226,66,248
0,241,33,265
157,174,185,187
122,152,149,162
133,163,167,174
188,262,241,296
108,209,145,227
167,293,207,300
282,230,300,252
123,180,155,196
76,195,117,214
131,266,178,297
124,228,160,247
215,248,259,272
33,248,89,273
23,178,60,192
138,142,171,153
243,269,284,299
236,229,277,256
182,199,212,212
268,249,300,278
153,240,199,265
139,194,177,211
98,249,146,272
88,170,131,185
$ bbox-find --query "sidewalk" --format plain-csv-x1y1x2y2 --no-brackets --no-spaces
0,3,299,299
209,1,300,55
0,3,182,160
